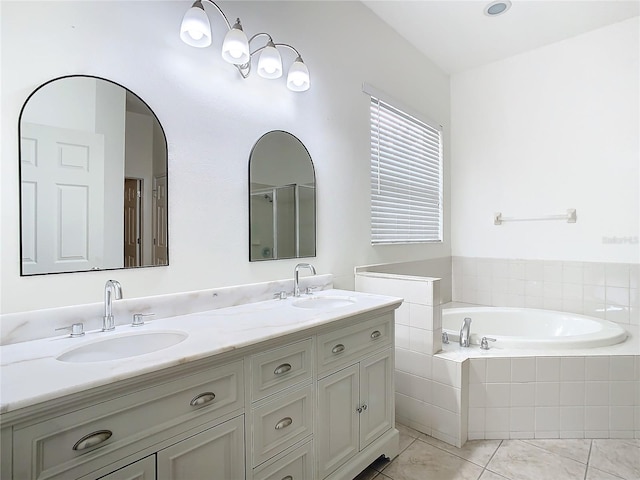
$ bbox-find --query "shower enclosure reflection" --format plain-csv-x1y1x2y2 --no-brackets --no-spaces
249,131,315,261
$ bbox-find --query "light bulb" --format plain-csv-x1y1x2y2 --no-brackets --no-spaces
179,1,212,48
188,29,204,41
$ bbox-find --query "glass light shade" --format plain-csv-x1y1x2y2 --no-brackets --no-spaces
286,58,310,92
257,44,283,79
180,3,212,48
221,23,250,65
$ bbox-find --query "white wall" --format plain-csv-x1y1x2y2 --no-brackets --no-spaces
0,1,450,313
451,18,639,264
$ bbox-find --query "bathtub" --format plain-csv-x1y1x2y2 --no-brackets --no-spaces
443,306,628,350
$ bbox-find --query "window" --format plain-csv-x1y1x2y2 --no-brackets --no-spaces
366,85,443,245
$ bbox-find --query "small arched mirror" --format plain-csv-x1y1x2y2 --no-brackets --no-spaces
249,131,316,261
19,75,168,275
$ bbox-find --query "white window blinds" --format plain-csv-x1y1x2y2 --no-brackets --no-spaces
369,94,443,245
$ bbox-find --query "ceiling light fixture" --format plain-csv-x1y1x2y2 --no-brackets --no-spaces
484,0,512,16
179,0,310,92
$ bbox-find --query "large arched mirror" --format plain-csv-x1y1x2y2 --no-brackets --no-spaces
19,75,168,275
249,131,316,261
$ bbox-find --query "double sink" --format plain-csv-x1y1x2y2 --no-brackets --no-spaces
56,294,357,363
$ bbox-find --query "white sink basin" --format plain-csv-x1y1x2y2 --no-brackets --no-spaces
292,296,356,310
57,331,188,363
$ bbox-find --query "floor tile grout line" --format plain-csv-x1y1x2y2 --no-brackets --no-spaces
415,435,503,469
520,438,591,465
513,438,589,468
583,439,593,480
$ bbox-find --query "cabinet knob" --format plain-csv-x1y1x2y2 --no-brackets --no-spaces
331,344,345,354
72,430,112,451
370,330,381,339
190,392,216,407
356,406,363,413
275,417,293,430
274,363,292,375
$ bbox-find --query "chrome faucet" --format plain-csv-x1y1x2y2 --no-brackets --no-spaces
103,280,123,331
293,263,316,297
459,317,472,347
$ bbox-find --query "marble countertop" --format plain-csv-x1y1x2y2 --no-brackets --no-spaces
0,289,402,415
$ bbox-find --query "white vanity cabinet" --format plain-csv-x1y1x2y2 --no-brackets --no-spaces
2,303,400,480
316,315,394,479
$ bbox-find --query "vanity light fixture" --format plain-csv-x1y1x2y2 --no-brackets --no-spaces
179,0,310,92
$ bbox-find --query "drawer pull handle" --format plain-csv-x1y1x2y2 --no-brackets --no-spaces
282,477,293,480
332,344,345,354
190,392,216,407
370,330,382,339
274,363,292,375
72,430,112,451
275,417,293,430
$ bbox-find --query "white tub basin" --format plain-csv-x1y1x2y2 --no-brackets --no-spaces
292,296,356,310
57,331,188,363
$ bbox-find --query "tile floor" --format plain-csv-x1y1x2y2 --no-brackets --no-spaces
355,424,640,480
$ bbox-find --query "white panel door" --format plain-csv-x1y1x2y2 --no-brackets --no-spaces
152,174,168,265
21,122,105,274
157,415,245,480
359,349,394,450
317,364,359,479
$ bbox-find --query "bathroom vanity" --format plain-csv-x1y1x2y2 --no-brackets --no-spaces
0,289,401,480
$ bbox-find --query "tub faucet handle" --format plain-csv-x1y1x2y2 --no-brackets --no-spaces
480,337,496,350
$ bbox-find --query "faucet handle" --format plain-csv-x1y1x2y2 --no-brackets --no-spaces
305,286,320,295
274,291,289,300
480,337,496,350
56,323,85,338
132,313,155,327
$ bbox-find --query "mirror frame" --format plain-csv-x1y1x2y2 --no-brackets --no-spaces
18,74,169,276
248,130,316,262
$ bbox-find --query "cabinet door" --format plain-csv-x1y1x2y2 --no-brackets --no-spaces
316,364,359,479
98,455,156,480
359,349,393,450
157,415,244,480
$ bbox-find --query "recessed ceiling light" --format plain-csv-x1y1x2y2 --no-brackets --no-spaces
484,0,512,16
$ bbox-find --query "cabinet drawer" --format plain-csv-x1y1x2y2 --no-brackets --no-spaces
252,440,314,480
251,338,313,402
317,314,392,375
14,360,244,480
251,384,314,467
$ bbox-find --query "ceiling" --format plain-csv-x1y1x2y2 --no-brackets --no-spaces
362,0,640,74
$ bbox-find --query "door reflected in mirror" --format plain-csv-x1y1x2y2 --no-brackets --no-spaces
19,75,168,275
249,131,316,261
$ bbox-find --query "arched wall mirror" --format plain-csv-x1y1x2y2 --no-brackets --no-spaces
18,75,169,275
249,131,316,261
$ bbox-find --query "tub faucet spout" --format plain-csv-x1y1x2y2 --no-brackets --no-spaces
460,317,472,347
103,280,123,331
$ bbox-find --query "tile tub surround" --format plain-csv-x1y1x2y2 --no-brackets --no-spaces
0,287,401,414
452,257,639,326
0,274,333,346
355,271,466,446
